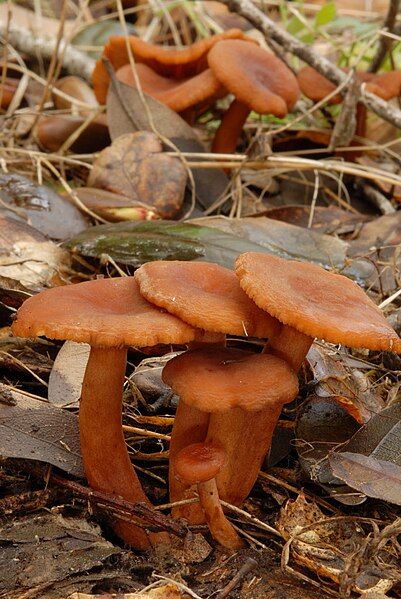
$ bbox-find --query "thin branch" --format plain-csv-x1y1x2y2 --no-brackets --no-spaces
0,23,95,81
218,0,401,129
369,0,401,73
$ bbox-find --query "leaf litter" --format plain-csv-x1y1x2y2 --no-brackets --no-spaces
3,1,401,597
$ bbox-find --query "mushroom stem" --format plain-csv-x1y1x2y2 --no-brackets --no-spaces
198,477,245,551
206,404,283,507
211,99,250,154
169,401,210,523
80,347,168,549
264,325,313,373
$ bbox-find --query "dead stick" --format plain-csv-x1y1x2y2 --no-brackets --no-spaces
9,461,186,538
216,557,258,599
369,0,401,73
49,472,187,537
217,0,401,129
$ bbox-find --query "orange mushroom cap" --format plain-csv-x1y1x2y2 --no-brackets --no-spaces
11,277,196,347
162,346,299,413
207,40,300,117
236,252,401,352
298,66,401,104
115,63,223,112
92,29,248,104
365,70,401,100
175,443,227,485
135,261,280,337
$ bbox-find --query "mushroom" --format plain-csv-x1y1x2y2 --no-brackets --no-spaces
297,66,401,142
162,346,298,519
174,442,244,551
11,276,197,549
115,63,224,119
135,260,280,520
92,29,248,104
235,252,401,374
207,40,300,154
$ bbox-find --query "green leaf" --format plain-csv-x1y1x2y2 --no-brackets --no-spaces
287,15,305,36
71,20,136,58
314,2,336,28
65,221,272,268
64,217,352,273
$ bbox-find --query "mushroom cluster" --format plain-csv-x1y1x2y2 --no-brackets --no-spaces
10,253,401,553
92,31,300,151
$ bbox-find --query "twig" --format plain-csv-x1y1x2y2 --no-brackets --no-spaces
217,0,401,129
215,557,258,599
0,23,95,81
17,463,187,538
357,181,396,215
368,0,401,73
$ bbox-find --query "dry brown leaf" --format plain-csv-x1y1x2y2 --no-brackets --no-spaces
88,132,187,219
69,583,184,598
0,173,89,240
307,344,384,424
48,341,90,408
277,494,394,594
0,387,83,477
74,187,158,222
0,216,70,291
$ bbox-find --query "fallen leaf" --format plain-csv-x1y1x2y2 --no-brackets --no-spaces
337,401,401,470
307,344,384,424
277,493,394,593
296,394,363,504
65,220,270,268
71,20,137,59
0,173,89,240
263,204,370,235
74,188,158,222
190,215,348,269
330,453,401,506
0,513,118,596
36,114,110,154
0,216,71,291
87,132,187,219
0,388,83,477
65,218,373,278
69,583,183,598
48,341,90,408
348,211,401,293
106,76,229,210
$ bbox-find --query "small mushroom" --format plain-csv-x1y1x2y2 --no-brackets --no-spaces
163,346,298,518
207,40,300,153
236,252,401,373
92,29,248,104
11,276,197,549
174,442,244,551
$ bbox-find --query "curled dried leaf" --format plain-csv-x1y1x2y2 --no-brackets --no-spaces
88,132,187,219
